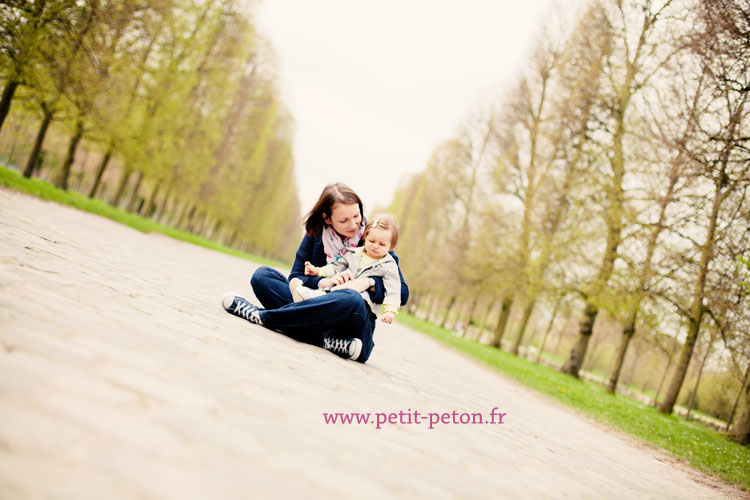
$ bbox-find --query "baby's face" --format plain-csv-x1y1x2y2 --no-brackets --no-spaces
364,227,392,259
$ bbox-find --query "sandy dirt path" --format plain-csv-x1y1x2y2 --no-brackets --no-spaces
0,189,744,499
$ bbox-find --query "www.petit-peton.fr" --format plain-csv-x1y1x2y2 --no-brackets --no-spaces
323,407,507,430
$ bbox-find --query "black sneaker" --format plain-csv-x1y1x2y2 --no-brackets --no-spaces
222,293,263,325
323,335,362,361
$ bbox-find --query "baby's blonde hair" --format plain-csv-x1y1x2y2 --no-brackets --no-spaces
363,214,399,249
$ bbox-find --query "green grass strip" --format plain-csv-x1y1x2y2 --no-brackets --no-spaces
397,312,750,491
0,165,289,269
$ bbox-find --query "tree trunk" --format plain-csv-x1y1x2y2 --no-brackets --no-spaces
560,89,626,376
6,123,21,165
199,213,211,236
88,147,112,198
433,295,445,322
407,291,420,315
536,300,560,363
217,224,229,245
0,80,19,135
511,299,536,355
22,106,54,178
561,302,597,377
661,90,743,413
181,204,196,230
195,213,207,235
455,300,469,337
440,296,456,329
167,199,183,226
209,219,220,240
185,208,197,231
155,182,173,221
659,185,723,414
726,364,750,432
421,293,432,314
607,158,680,392
685,344,711,421
653,357,672,407
418,292,429,315
410,292,422,316
175,202,191,229
189,210,204,233
228,229,239,248
58,120,84,190
143,178,162,217
490,297,513,348
200,215,214,238
623,340,640,388
658,317,702,413
426,294,439,322
73,149,89,190
112,168,133,207
606,312,636,394
465,297,479,325
729,379,750,445
553,318,571,359
211,220,222,241
126,170,143,212
476,299,494,341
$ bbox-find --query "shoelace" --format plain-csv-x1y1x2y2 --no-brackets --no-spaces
234,300,261,324
324,337,351,356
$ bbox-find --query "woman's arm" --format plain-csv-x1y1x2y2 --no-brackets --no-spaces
368,251,409,306
288,235,326,289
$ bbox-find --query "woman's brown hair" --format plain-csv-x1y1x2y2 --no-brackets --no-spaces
304,183,364,237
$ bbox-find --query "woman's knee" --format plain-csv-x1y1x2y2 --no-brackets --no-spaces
251,266,293,309
334,289,369,313
251,266,285,288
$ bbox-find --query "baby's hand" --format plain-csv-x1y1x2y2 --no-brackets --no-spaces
304,261,319,276
381,312,395,324
330,270,354,285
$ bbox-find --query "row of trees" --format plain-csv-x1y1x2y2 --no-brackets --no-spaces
388,0,750,443
0,0,302,261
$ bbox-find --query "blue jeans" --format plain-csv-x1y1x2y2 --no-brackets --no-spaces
250,267,376,363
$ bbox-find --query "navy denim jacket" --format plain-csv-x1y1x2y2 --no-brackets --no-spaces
288,234,409,307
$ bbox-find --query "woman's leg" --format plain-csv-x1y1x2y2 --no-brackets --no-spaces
250,266,293,309
224,286,377,362
330,307,376,363
259,289,363,340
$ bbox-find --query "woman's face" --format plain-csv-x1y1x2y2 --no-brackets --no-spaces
325,203,362,238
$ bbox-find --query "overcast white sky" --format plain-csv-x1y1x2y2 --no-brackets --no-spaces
256,0,558,215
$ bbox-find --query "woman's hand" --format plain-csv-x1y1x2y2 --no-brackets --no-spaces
381,312,395,324
304,261,319,276
331,276,371,293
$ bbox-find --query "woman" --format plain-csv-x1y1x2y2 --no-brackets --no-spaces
221,183,409,363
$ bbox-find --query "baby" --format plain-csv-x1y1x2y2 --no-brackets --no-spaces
290,214,402,323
